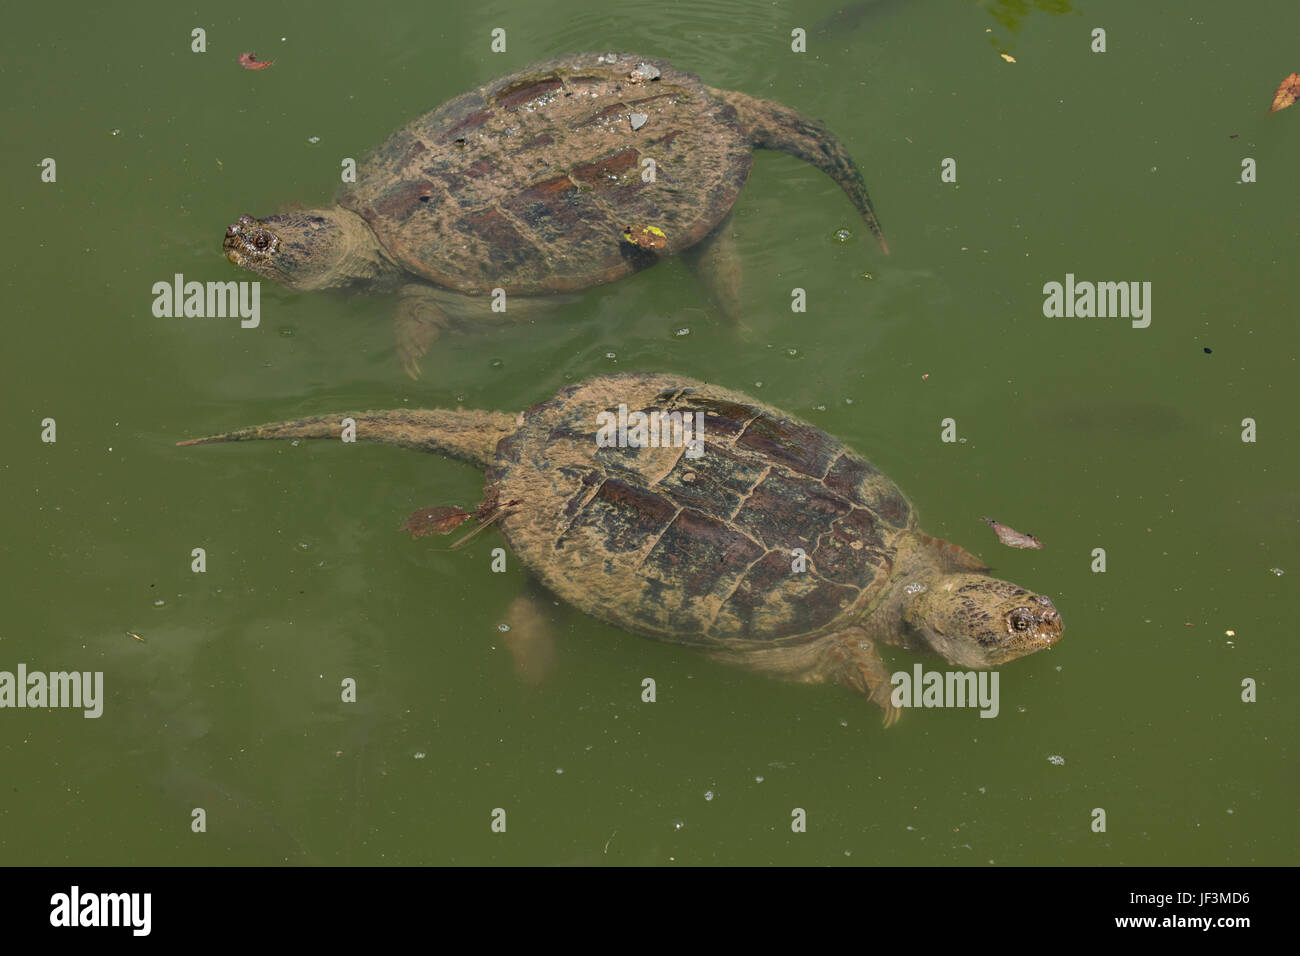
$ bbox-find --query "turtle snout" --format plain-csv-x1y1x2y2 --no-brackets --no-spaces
223,215,279,265
225,214,259,240
1035,603,1063,645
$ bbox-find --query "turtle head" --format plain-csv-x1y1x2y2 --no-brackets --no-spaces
223,208,388,290
902,574,1062,668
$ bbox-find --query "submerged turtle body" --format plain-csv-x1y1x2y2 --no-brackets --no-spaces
488,376,914,646
179,374,1061,723
341,53,755,295
222,53,888,377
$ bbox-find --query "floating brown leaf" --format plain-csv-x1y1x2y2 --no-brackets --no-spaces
1268,73,1300,113
981,516,1043,550
401,505,470,538
238,52,275,71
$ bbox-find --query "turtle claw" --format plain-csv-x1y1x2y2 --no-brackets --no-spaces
822,629,902,728
879,700,902,729
862,664,902,728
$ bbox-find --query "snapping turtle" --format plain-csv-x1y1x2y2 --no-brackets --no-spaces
179,374,1061,723
222,52,888,377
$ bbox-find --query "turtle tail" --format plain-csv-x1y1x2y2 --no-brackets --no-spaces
708,87,888,254
177,408,518,469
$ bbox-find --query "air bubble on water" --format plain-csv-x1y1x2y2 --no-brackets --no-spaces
497,623,510,633
307,136,321,144
978,786,986,794
1269,567,1284,576
153,600,165,607
786,348,799,358
753,381,763,388
414,752,425,759
555,768,564,774
1226,808,1234,815
832,228,853,243
675,328,691,337
844,398,854,405
839,718,848,727
1047,754,1065,766
605,352,617,360
703,790,714,801
813,404,827,412
278,326,295,337
1016,705,1026,713
110,129,121,137
490,358,504,368
671,819,686,832
754,776,764,783
290,439,301,447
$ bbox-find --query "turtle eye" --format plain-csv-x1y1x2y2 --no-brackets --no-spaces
252,234,271,251
1009,608,1032,631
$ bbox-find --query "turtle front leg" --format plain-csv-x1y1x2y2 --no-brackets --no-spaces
824,627,902,727
682,212,746,327
394,284,452,380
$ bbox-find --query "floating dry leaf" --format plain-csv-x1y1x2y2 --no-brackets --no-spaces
238,52,275,71
401,505,471,538
981,516,1043,550
1000,53,1016,64
1268,73,1300,113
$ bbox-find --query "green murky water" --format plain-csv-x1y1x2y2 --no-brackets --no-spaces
2,0,1295,865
